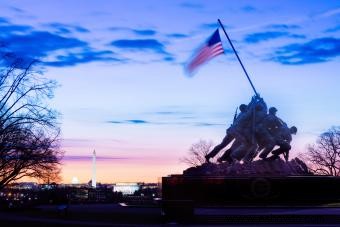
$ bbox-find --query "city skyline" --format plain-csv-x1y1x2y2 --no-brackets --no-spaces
0,0,339,183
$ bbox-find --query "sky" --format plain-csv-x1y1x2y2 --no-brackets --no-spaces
0,0,339,183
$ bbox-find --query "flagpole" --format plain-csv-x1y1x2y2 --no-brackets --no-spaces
217,19,259,97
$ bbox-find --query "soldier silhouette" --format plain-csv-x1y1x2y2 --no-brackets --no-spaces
205,104,248,163
218,96,267,163
267,125,297,161
258,107,284,159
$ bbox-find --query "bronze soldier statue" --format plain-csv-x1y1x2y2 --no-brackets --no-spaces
218,96,267,163
267,125,297,161
205,104,248,163
258,107,284,159
206,96,297,164
230,103,266,161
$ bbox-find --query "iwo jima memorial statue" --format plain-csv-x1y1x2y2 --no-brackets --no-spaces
162,20,340,218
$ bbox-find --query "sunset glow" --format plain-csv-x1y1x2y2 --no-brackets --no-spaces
2,0,339,183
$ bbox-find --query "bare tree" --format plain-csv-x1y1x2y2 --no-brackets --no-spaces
181,139,213,167
0,53,62,190
301,127,340,176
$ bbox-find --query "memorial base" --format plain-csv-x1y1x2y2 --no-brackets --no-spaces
162,160,340,220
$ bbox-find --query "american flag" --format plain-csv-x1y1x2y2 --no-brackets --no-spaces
186,29,224,75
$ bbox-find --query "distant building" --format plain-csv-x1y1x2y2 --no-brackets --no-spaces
59,183,89,188
8,182,38,190
71,176,79,184
134,183,160,198
113,183,140,195
140,183,159,190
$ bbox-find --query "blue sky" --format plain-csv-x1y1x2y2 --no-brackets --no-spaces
1,0,339,183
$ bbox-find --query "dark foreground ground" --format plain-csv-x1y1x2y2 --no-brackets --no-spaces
0,203,340,226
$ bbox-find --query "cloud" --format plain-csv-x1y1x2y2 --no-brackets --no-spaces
107,28,179,62
0,31,108,67
106,119,223,127
154,111,190,115
271,37,340,65
241,5,257,13
109,26,156,36
0,24,32,34
244,31,305,43
107,119,149,124
324,25,340,33
127,119,149,124
199,22,231,31
153,110,196,119
108,26,126,31
166,33,189,39
132,29,156,36
163,56,175,62
144,109,195,118
316,7,340,18
107,120,124,124
266,24,300,30
46,23,90,34
9,6,25,13
1,31,87,58
0,17,9,24
45,50,124,67
0,19,124,67
0,16,31,33
194,122,224,127
110,38,171,56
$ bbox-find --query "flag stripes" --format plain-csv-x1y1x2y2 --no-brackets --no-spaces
187,43,224,72
186,29,224,75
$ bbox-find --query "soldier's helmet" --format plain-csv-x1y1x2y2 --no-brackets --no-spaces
290,126,297,134
239,104,247,112
269,107,277,114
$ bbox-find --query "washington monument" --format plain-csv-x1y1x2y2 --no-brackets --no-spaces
92,150,96,188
